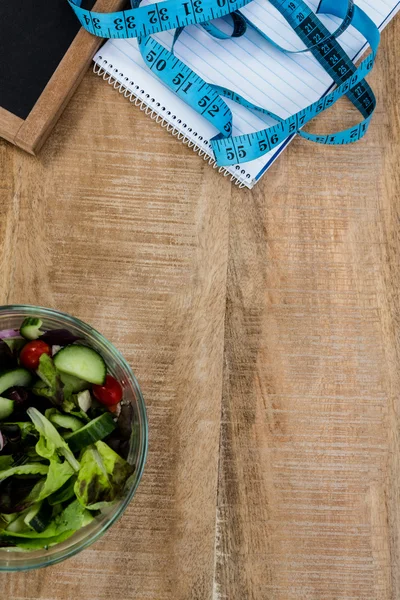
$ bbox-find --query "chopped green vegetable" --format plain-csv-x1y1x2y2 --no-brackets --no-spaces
0,397,14,420
37,353,57,388
0,530,75,550
75,441,131,510
0,319,133,553
4,338,25,353
35,434,57,461
46,499,93,537
31,459,75,504
1,513,18,525
74,446,110,509
0,456,13,471
69,409,91,424
1,499,93,539
4,423,37,440
27,407,80,472
45,408,84,432
20,317,43,340
96,441,131,490
59,372,89,393
61,394,91,422
0,368,32,395
36,354,64,405
5,512,29,534
24,501,53,533
54,345,106,385
65,412,116,453
0,531,70,552
0,464,48,482
32,380,55,399
48,476,77,506
61,397,76,413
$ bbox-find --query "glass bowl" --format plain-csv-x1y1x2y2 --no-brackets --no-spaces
0,304,148,572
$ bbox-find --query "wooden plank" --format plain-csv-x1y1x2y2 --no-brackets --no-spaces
214,24,398,600
377,21,400,599
0,65,231,599
0,107,24,147
0,10,400,600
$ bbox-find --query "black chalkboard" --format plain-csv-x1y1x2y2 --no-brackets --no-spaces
0,0,95,120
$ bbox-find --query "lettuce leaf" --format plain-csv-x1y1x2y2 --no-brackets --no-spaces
36,354,64,406
96,441,131,490
0,464,48,481
0,530,75,550
75,441,131,510
27,408,80,471
1,499,93,539
35,433,57,461
0,456,13,471
74,446,110,509
48,475,77,505
0,476,44,514
0,514,8,532
32,460,74,503
3,422,37,441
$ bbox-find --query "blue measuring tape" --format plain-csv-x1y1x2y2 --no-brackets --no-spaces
68,0,380,167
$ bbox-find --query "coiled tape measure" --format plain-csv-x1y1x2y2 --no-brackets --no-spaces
68,0,380,167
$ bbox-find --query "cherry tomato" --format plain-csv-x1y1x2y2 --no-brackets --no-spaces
92,375,123,406
20,340,51,370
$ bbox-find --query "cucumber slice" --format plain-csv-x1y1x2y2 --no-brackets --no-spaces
49,412,84,432
0,369,32,395
59,372,89,393
0,397,14,420
65,413,116,452
54,345,106,385
6,513,29,534
20,318,43,341
24,501,52,533
69,409,91,424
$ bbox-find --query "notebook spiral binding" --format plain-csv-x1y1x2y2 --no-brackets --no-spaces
93,58,251,188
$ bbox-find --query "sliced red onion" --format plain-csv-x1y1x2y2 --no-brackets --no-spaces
4,387,29,407
0,431,5,452
0,340,16,371
0,329,20,339
40,329,81,346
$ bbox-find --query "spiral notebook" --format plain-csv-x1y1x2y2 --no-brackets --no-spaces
94,0,400,188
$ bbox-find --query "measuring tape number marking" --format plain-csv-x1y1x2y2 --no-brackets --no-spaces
68,0,381,167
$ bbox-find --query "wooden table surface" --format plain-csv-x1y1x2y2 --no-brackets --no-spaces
1,16,400,600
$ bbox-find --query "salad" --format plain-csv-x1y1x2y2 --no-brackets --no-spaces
0,318,135,551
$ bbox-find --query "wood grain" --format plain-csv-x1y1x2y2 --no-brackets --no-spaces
0,13,400,600
0,70,231,600
0,108,23,147
215,26,400,600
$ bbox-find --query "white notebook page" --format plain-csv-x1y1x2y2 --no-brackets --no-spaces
94,0,400,187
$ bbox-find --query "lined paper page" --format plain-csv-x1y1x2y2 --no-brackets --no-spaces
94,0,400,187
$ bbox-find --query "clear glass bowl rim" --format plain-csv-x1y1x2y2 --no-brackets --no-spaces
0,304,148,572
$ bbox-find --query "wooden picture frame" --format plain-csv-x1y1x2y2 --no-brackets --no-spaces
0,0,125,155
